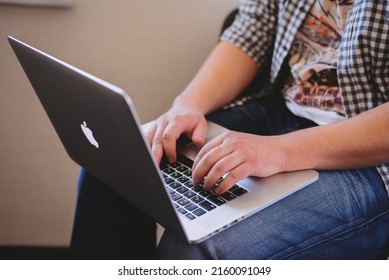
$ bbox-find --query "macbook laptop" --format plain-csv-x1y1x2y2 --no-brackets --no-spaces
8,36,318,244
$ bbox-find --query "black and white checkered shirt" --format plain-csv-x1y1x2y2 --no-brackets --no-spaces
221,0,389,194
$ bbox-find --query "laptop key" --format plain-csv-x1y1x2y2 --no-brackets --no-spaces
170,193,182,201
192,208,206,217
163,167,175,175
176,186,189,194
167,188,175,194
207,195,226,206
177,197,190,206
228,184,240,191
177,176,189,183
220,191,237,201
170,162,181,168
191,195,204,204
184,181,194,188
164,177,174,184
169,182,181,189
185,213,196,220
199,189,213,197
170,172,182,179
183,191,196,199
177,207,187,215
176,165,189,173
192,186,203,193
184,203,198,211
199,200,216,211
231,186,248,196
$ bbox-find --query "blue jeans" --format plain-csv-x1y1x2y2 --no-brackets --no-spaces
70,96,389,259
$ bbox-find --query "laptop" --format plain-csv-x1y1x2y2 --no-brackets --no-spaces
8,36,318,244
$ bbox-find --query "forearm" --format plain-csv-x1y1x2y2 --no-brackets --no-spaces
281,102,389,172
173,41,258,115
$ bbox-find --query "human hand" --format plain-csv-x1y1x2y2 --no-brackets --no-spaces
192,131,286,194
145,105,208,164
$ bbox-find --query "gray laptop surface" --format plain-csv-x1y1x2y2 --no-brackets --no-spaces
8,36,318,244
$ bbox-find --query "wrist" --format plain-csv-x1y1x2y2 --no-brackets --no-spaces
172,94,207,115
277,130,317,173
271,135,292,174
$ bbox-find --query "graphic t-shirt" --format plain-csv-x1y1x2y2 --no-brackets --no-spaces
283,0,354,125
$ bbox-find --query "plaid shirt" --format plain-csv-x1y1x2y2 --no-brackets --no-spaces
221,0,389,194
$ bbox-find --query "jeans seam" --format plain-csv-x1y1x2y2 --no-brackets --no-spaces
273,209,389,259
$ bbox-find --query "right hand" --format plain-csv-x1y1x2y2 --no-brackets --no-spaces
144,105,208,164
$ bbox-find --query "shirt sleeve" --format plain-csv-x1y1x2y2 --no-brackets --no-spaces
338,1,389,118
220,0,278,67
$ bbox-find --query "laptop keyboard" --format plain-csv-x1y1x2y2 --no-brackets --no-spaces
160,156,248,221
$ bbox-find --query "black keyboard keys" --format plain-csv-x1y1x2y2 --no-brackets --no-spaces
161,158,248,221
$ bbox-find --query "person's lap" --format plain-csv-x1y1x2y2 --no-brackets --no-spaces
70,96,389,259
158,167,389,259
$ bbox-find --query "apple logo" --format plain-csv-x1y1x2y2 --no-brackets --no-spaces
80,121,99,148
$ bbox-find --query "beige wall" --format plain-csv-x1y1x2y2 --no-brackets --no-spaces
0,0,239,246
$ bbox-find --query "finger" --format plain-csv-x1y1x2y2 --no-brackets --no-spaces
202,153,243,190
189,117,208,147
192,134,224,172
151,122,168,164
192,142,232,186
144,122,157,147
163,121,185,163
214,163,251,194
151,135,164,164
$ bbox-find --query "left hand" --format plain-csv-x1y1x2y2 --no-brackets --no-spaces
192,130,287,194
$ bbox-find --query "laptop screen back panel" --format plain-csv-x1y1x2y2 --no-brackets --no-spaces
8,37,188,242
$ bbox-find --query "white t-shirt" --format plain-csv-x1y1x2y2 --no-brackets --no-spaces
283,0,354,125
